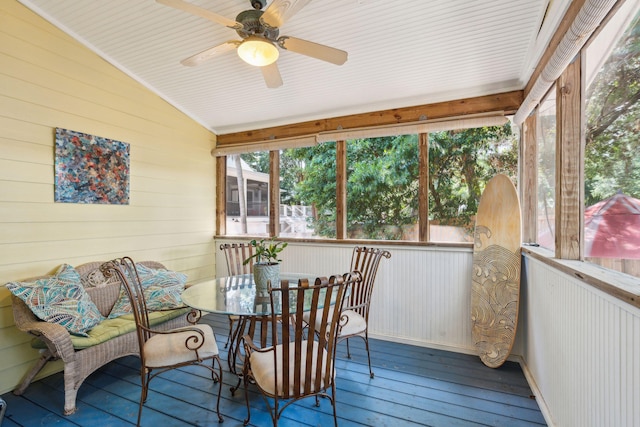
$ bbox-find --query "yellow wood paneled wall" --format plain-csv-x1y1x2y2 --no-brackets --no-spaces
0,1,217,393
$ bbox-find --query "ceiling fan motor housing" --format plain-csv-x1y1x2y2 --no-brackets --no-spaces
235,9,279,40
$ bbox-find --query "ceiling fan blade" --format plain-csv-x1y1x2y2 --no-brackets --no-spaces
260,0,312,29
278,36,348,65
156,0,243,30
260,62,283,88
180,41,241,66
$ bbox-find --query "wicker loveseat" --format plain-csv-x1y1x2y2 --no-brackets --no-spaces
9,261,192,415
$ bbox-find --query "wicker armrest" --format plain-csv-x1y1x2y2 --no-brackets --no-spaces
11,295,76,362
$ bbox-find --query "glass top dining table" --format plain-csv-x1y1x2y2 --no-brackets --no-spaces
180,273,316,316
181,272,339,384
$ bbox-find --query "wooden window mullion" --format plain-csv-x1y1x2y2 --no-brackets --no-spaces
336,140,347,239
521,114,537,243
216,156,227,236
418,133,429,242
555,55,582,260
269,150,280,237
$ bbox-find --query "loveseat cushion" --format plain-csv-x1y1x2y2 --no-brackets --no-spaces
6,264,104,337
108,264,187,318
31,307,191,350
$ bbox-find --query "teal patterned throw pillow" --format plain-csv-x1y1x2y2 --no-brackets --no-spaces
6,264,104,337
108,264,187,318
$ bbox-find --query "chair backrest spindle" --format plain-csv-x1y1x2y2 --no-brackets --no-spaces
220,243,253,276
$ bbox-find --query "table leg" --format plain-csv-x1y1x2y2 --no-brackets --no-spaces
228,316,247,375
228,315,272,395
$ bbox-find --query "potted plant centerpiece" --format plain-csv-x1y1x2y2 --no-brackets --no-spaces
243,238,288,294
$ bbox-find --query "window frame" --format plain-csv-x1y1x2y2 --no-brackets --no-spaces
216,115,515,245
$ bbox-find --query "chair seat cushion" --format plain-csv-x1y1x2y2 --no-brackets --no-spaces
337,310,367,337
144,323,218,368
249,341,333,396
302,309,367,337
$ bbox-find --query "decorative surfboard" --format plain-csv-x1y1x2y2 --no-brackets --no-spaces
471,174,522,368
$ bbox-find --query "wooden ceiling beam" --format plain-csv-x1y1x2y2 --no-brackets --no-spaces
216,90,523,145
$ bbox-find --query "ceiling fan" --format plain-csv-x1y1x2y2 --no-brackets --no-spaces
157,0,348,88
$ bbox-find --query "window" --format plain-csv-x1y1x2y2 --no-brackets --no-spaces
583,3,640,278
536,87,556,251
225,152,270,236
429,123,518,242
279,145,336,238
346,135,419,240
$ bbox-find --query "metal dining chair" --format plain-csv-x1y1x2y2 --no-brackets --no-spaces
100,257,224,426
241,271,361,427
303,246,391,378
219,243,254,348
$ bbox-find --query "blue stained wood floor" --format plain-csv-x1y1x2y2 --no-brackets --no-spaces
1,313,547,426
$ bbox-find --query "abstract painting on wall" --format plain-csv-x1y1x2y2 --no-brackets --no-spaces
55,128,130,204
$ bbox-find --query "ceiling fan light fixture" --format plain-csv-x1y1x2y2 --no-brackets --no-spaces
237,36,279,66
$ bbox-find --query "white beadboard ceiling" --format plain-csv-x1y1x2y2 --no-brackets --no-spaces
18,0,568,134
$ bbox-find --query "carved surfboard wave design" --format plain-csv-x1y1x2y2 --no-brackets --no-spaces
471,174,521,368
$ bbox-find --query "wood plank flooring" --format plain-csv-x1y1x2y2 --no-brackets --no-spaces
1,313,546,426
